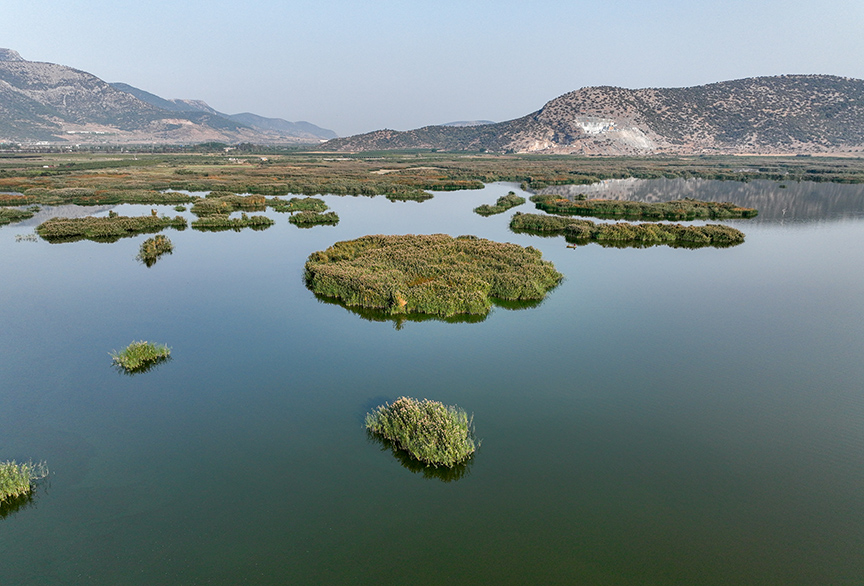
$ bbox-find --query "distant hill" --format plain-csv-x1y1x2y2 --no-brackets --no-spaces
0,49,335,144
322,75,864,155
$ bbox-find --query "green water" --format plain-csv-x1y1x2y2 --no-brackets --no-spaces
1,181,863,584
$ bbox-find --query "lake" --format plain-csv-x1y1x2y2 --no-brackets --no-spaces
1,180,863,585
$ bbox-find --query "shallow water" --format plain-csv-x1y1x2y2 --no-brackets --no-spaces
1,180,863,585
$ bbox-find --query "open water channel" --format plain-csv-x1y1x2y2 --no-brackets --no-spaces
1,179,863,585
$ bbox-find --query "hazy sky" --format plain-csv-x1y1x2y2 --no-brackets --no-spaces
4,0,863,136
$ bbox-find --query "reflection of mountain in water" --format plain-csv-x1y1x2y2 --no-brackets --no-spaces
537,179,864,223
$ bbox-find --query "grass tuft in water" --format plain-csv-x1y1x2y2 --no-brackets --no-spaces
288,210,340,226
0,461,48,504
110,341,171,373
136,235,174,267
365,397,477,467
474,191,526,216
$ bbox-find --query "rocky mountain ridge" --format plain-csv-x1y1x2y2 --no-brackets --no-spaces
0,50,335,144
323,75,864,155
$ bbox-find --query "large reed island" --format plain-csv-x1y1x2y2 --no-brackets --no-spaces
474,191,526,216
304,234,562,317
530,194,758,220
36,214,187,243
510,212,745,247
110,341,171,374
0,461,47,505
365,397,477,467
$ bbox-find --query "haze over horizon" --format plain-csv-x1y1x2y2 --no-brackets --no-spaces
6,0,863,137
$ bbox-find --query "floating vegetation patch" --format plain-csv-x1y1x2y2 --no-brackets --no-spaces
0,206,37,226
173,205,186,212
190,194,266,216
191,213,274,232
137,235,173,267
510,212,745,248
267,196,329,213
474,191,526,216
385,191,434,202
0,461,48,506
530,194,758,220
304,234,561,317
288,211,340,227
110,340,171,374
36,214,187,243
365,397,477,468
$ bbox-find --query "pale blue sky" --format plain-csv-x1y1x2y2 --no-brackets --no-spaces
4,0,863,136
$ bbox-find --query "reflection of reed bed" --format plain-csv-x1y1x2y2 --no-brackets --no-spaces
36,214,187,243
137,235,173,267
191,213,274,232
530,194,758,220
0,461,48,506
474,191,525,216
366,431,472,482
366,397,477,468
267,196,329,213
304,234,561,317
510,213,745,247
288,211,339,226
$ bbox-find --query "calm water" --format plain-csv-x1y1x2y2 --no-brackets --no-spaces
1,180,863,585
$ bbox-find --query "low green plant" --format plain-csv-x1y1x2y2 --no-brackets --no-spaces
510,212,745,247
365,397,477,467
110,341,171,373
191,213,274,232
305,234,561,317
474,191,526,216
36,214,187,243
137,235,174,267
288,211,340,226
530,194,758,220
0,461,48,504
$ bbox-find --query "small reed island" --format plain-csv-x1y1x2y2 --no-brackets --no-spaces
530,194,758,220
304,234,562,317
366,397,477,468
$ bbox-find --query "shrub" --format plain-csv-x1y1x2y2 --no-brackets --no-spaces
365,397,477,467
110,341,171,373
0,461,47,504
304,234,562,317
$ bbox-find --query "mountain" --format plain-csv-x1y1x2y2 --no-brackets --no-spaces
322,75,864,155
0,50,335,144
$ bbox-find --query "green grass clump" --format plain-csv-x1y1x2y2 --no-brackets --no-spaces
288,211,340,226
530,194,758,220
510,213,745,247
474,191,526,216
305,234,561,317
267,196,329,213
0,461,47,504
36,214,187,243
366,397,477,467
191,213,274,232
110,341,170,373
137,235,173,267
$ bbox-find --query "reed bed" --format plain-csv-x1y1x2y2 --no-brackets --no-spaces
304,233,561,317
510,212,745,247
385,191,434,202
267,196,329,213
190,194,266,216
0,207,36,226
365,397,477,467
288,211,340,226
136,235,173,267
474,191,526,216
530,194,758,220
36,214,187,243
0,461,48,504
110,341,170,373
191,213,274,232
21,188,194,206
